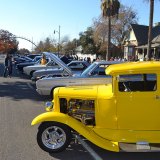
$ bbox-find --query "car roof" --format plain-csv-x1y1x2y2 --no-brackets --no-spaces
106,61,160,75
67,60,90,66
93,60,123,65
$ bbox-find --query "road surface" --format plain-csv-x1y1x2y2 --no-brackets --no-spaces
0,56,160,160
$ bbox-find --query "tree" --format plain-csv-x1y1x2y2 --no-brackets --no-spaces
79,27,100,57
17,48,30,55
34,37,57,53
111,5,138,46
0,29,18,54
34,35,70,55
34,41,44,53
63,38,78,55
94,4,138,58
101,0,120,60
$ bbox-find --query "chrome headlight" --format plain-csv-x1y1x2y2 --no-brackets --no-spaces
45,101,54,111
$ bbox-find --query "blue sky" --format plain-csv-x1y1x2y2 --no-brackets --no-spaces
0,0,159,51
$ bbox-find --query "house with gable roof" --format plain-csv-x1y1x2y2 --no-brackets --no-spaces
123,23,160,61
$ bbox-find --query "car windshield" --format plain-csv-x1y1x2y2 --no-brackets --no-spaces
33,56,42,62
46,60,57,66
80,63,97,76
24,56,32,61
35,59,41,64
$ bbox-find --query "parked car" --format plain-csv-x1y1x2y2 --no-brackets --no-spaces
31,60,90,81
23,52,60,77
32,61,160,153
26,54,42,59
13,56,33,65
36,61,123,97
16,56,42,72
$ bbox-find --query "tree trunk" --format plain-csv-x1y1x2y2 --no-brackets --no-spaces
107,15,111,61
147,0,154,60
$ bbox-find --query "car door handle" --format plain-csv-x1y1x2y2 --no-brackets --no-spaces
155,95,160,99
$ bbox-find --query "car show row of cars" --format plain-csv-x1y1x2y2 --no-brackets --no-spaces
16,52,121,98
15,52,160,154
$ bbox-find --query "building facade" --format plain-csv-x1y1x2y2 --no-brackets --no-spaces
123,23,160,61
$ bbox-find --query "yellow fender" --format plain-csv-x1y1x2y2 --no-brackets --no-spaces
31,112,119,152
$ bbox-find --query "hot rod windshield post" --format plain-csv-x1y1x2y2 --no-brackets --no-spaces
112,75,117,94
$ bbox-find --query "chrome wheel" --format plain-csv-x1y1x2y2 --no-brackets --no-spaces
42,126,66,150
37,122,72,153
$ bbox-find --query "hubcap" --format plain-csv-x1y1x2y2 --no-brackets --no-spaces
42,126,66,150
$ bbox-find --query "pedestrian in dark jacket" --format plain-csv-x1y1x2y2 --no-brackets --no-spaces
3,54,12,77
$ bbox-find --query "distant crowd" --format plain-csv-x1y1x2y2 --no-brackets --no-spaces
60,54,129,64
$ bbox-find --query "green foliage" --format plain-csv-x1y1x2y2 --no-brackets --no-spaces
101,0,120,17
79,27,100,56
34,37,57,53
63,38,78,54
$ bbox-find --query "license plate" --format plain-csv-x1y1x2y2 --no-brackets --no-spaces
136,142,150,150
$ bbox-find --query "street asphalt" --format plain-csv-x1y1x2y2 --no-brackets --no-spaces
0,55,160,160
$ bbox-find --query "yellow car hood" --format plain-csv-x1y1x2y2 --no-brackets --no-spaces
57,85,99,98
56,84,112,99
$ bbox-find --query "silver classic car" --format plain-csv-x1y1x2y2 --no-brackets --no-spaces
31,60,90,81
36,60,123,97
23,52,59,77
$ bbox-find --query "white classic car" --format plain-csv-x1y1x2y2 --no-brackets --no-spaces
36,61,123,97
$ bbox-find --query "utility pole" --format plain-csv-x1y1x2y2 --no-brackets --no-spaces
32,37,33,52
54,25,61,57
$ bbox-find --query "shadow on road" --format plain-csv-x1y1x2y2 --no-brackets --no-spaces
0,63,50,102
0,80,47,101
49,140,160,160
49,142,92,160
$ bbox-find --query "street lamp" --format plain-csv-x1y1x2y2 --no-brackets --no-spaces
54,25,61,57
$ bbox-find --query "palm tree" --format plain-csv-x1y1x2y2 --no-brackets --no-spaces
147,0,154,60
101,0,120,60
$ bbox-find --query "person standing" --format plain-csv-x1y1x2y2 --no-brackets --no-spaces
40,54,47,65
3,54,12,77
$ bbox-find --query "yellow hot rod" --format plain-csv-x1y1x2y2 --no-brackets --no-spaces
32,61,160,153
